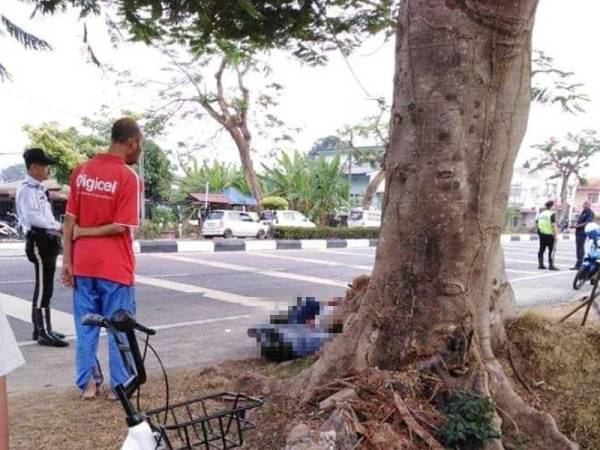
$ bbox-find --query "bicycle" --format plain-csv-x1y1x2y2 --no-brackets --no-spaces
82,309,263,450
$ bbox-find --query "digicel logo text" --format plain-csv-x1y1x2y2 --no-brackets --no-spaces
76,174,118,194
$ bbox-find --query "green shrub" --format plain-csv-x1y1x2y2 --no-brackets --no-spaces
271,226,379,240
138,220,161,239
437,390,500,450
260,196,289,210
152,205,176,229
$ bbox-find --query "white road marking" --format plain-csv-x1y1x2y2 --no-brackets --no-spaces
151,254,349,288
247,251,372,270
318,249,375,258
505,269,539,275
510,271,573,282
135,275,273,309
0,292,75,335
503,250,573,261
18,314,251,347
143,272,194,278
318,250,558,272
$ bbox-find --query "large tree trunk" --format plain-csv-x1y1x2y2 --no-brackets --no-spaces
230,130,264,206
298,1,576,447
362,169,385,210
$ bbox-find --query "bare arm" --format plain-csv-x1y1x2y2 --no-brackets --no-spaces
61,214,76,287
74,223,127,239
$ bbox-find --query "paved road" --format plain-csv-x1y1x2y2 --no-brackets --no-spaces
2,239,584,393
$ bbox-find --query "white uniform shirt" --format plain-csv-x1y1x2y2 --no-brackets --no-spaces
15,175,61,233
0,302,25,377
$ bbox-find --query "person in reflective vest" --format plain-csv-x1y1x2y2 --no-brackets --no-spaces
536,200,559,270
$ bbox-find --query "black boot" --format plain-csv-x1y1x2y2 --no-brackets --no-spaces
32,307,38,340
33,308,69,347
43,307,66,339
538,256,546,269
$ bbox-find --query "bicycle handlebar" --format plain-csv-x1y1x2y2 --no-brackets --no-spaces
82,311,156,335
82,309,155,427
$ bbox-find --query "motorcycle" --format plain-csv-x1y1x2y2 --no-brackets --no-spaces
573,223,600,290
0,221,19,239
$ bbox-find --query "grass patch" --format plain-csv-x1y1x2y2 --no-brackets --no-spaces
9,357,312,450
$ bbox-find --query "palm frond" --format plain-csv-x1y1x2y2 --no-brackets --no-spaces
1,15,51,50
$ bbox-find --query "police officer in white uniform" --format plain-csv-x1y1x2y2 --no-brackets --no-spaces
15,148,68,347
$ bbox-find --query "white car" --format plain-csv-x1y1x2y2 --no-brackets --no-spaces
348,208,381,227
262,210,316,228
202,210,269,239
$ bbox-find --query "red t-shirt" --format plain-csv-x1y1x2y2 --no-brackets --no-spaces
66,153,140,285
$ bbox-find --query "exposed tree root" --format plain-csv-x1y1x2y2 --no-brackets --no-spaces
278,274,579,450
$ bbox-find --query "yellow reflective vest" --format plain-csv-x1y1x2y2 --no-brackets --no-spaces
536,209,554,235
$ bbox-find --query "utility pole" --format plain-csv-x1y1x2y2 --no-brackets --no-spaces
204,181,209,211
348,148,352,204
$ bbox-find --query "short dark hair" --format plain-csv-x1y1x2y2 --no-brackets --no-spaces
545,200,555,209
23,147,54,169
111,118,141,144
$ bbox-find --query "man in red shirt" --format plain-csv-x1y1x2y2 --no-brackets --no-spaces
62,118,143,400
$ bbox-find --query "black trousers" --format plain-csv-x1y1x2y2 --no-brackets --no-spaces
576,231,586,268
25,228,61,310
538,234,556,267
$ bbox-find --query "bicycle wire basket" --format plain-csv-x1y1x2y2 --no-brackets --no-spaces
145,392,263,450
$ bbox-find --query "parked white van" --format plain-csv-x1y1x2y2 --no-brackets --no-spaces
202,210,269,239
348,208,381,227
260,210,316,228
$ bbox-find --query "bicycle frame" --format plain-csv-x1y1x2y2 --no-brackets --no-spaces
82,310,162,450
82,309,263,450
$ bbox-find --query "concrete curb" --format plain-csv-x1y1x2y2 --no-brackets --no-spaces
500,233,572,244
0,234,573,257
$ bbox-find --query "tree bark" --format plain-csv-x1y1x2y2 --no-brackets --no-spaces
297,1,576,447
198,57,263,207
230,129,264,206
362,169,385,210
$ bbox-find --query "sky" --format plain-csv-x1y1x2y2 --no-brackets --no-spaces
0,0,599,176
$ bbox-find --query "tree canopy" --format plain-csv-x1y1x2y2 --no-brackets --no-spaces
81,114,174,202
23,123,102,184
23,115,174,200
24,1,397,63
